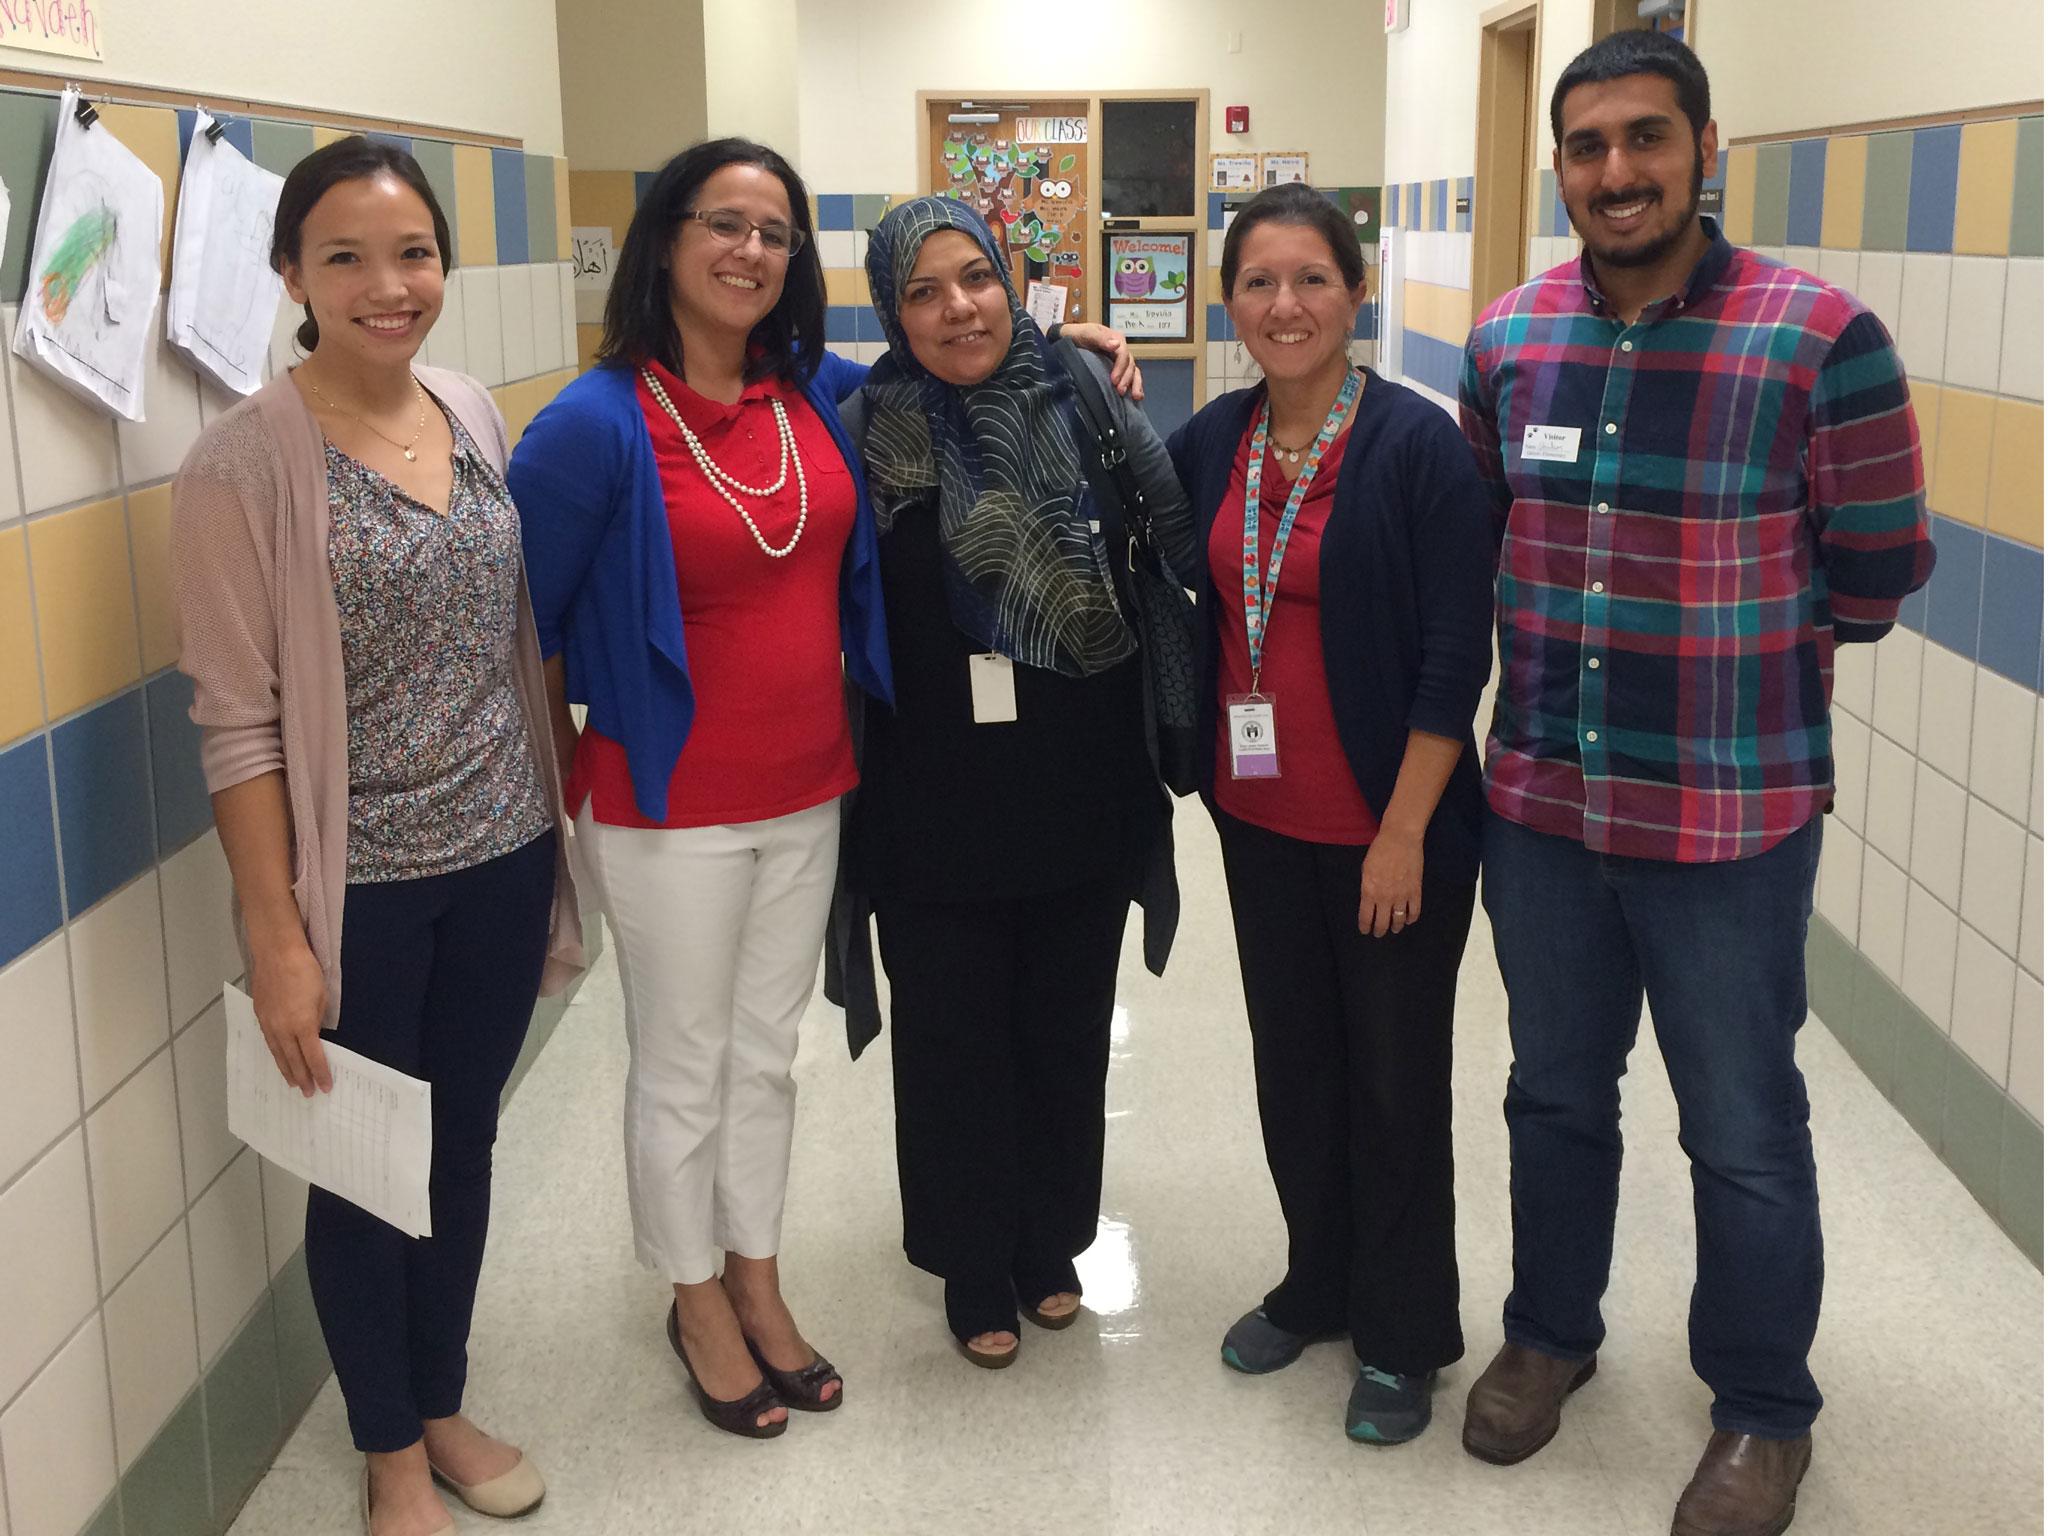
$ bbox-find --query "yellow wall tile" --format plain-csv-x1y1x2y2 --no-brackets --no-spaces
127,484,177,673
453,145,497,268
1953,118,2019,257
29,497,140,719
1988,397,2044,547
1909,378,1942,488
824,267,871,306
1820,136,1867,250
1930,385,1995,525
568,170,637,246
1404,279,1472,346
1722,145,1757,246
577,322,603,374
312,126,346,149
553,159,573,261
0,529,41,746
99,105,181,282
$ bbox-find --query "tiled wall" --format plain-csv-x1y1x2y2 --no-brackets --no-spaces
1382,174,1481,411
0,92,583,1536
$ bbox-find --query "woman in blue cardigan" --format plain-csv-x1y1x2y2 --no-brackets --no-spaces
508,139,1132,1440
1165,183,1495,1446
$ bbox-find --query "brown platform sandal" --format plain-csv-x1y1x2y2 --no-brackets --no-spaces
1024,1293,1083,1331
666,1303,787,1439
745,1337,844,1411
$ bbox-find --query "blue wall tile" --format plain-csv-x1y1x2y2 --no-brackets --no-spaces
1457,176,1474,234
816,194,854,232
855,304,886,343
0,734,61,969
176,110,258,162
1979,535,2044,690
1787,138,1827,247
1385,184,1401,227
1354,304,1378,339
1924,514,1985,659
825,305,858,343
1206,303,1233,340
491,146,530,265
51,690,154,917
634,170,658,207
146,672,211,857
1136,359,1195,439
1401,328,1464,399
1706,149,1729,191
366,131,413,157
1208,191,1228,230
1906,124,1963,253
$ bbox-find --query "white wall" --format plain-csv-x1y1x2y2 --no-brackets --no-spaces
705,0,800,155
1384,0,1494,183
559,0,706,167
793,0,1386,192
78,0,567,153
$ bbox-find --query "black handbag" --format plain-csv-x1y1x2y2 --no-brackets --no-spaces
1053,340,1201,796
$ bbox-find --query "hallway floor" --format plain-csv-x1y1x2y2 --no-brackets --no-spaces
228,799,2043,1535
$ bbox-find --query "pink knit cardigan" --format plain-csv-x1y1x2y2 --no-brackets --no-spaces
170,366,584,1029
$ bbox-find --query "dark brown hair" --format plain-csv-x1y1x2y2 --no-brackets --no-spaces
1219,182,1367,299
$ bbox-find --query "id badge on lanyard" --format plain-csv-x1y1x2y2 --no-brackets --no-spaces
1227,693,1280,778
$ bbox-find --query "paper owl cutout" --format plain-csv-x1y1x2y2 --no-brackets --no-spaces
1115,255,1156,297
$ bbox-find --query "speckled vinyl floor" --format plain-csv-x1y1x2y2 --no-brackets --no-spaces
230,796,2043,1536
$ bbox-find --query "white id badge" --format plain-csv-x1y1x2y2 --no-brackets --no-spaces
1521,424,1583,464
1227,694,1280,778
968,653,1018,724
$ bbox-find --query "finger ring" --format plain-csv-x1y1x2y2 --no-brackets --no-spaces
1394,906,1408,918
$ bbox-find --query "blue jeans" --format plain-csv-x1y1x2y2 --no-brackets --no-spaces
1481,811,1824,1438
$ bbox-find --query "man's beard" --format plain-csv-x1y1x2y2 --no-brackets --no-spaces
1577,146,1705,269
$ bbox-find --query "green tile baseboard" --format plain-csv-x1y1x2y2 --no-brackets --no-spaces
1808,915,2043,1268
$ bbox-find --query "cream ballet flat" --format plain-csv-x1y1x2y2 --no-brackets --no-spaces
361,1464,456,1536
427,1451,546,1518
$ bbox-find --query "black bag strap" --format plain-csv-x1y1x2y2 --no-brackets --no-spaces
1052,338,1158,563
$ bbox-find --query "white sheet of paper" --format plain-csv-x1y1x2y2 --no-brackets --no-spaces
224,982,434,1237
1024,278,1068,330
166,112,285,396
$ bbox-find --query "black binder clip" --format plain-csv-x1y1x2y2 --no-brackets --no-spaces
204,115,230,145
74,95,98,130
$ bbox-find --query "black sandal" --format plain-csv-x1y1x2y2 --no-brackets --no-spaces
945,1277,1021,1369
745,1336,844,1411
1015,1259,1083,1330
666,1303,787,1439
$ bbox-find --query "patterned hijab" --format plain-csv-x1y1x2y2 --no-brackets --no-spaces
861,195,1132,677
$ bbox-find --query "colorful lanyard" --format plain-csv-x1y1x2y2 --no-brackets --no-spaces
1241,368,1362,692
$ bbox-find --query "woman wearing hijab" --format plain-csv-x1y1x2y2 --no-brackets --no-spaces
833,196,1198,1367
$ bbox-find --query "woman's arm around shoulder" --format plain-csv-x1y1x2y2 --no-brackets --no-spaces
1396,394,1497,741
1080,349,1199,585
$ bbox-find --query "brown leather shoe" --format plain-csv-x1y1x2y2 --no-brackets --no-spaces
1670,1430,1812,1536
1460,1341,1598,1464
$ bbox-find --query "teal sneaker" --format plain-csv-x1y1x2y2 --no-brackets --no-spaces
1220,1308,1339,1375
1345,1365,1438,1444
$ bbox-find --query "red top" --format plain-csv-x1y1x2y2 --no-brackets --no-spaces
571,359,859,829
1209,419,1379,846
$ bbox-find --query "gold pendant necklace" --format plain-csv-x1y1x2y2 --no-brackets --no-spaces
305,372,428,461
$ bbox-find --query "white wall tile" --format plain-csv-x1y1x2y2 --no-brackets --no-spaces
2034,724,2044,836
1871,626,1923,750
1817,824,1863,939
159,831,238,1030
853,231,870,268
260,1156,309,1278
531,263,565,375
1902,878,1961,1029
1961,798,2028,953
1999,257,2043,402
115,325,205,487
498,264,537,383
2022,834,2043,978
1854,250,1905,342
0,1318,115,1536
2011,972,2043,1116
69,871,168,1108
1752,245,1786,266
1865,733,1918,868
102,1221,197,1471
1970,668,2038,820
461,267,505,387
574,284,607,328
1896,252,1952,381
188,1151,267,1366
1831,711,1870,832
1784,244,1820,276
1918,642,1976,784
815,229,856,269
196,375,243,427
1815,248,1859,291
86,1049,185,1290
0,1132,96,1405
173,997,236,1195
1951,924,2018,1084
0,330,21,527
1942,256,2007,393
558,263,577,369
1860,850,1911,985
0,935,77,1189
424,267,468,376
1910,763,1969,906
4,323,120,514
1833,639,1876,722
268,294,305,380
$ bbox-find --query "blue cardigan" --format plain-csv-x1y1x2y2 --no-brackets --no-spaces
1166,373,1496,881
508,352,893,822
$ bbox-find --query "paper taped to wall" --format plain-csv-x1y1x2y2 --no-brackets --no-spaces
225,981,435,1237
167,111,286,396
13,87,165,421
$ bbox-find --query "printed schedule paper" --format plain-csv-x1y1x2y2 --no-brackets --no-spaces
224,982,434,1237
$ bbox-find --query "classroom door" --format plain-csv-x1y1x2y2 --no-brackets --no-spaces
927,99,1092,323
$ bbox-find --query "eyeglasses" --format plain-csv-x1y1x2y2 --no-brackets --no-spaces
682,208,805,257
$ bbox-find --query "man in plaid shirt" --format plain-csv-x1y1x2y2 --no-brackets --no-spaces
1458,30,1933,1536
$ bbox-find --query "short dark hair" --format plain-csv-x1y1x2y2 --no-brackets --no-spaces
1219,182,1366,299
597,137,824,389
270,135,452,353
1551,28,1711,144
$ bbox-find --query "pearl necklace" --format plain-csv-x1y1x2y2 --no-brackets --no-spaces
642,368,808,558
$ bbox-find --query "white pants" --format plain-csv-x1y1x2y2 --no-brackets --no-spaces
575,797,840,1284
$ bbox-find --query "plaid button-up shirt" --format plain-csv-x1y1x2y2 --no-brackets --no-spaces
1460,219,1935,863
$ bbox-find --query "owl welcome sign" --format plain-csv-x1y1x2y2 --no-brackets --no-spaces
1104,231,1192,341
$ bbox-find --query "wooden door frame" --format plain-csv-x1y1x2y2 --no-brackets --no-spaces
1473,1,1539,321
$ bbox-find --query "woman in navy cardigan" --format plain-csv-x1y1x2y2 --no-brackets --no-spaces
1164,183,1495,1447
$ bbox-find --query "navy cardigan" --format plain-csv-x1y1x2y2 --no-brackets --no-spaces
509,353,893,822
1165,372,1496,881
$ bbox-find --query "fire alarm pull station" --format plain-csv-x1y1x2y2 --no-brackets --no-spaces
1226,106,1250,135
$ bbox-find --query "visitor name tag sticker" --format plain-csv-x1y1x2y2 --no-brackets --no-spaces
969,653,1018,724
1521,424,1582,463
1227,695,1280,778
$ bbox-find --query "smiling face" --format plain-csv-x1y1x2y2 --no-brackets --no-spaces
666,161,793,343
279,172,444,365
1223,220,1365,386
896,229,1014,387
1554,72,1717,270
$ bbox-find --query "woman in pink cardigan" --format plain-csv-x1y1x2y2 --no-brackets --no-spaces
170,137,581,1536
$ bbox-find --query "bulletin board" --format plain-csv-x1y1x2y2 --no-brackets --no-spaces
927,99,1092,323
